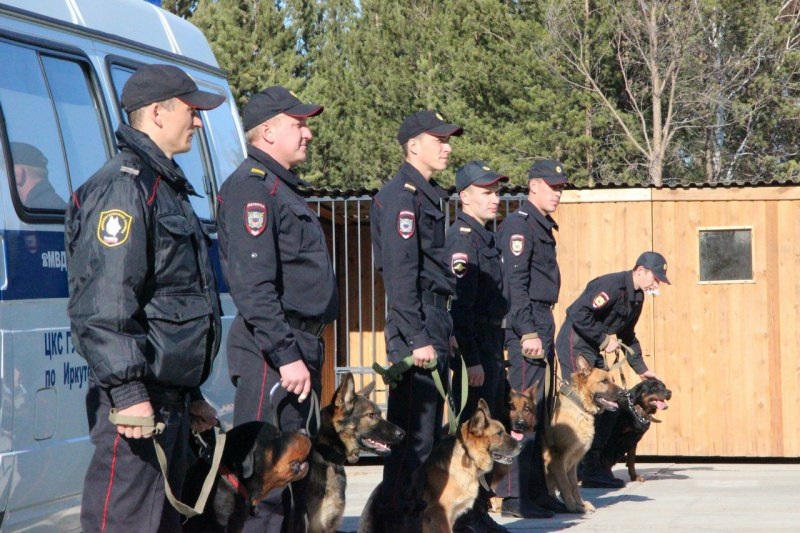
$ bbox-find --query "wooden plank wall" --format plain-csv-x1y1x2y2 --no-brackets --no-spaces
322,186,800,458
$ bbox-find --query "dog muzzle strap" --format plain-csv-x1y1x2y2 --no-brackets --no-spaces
108,409,227,518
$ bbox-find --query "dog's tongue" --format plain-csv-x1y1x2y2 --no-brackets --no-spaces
655,400,669,410
511,431,523,441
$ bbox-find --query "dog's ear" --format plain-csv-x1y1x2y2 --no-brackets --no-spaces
242,445,257,479
523,385,537,402
358,379,376,399
575,354,592,376
469,398,491,434
335,372,357,414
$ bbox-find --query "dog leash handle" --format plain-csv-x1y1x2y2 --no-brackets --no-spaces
107,409,227,518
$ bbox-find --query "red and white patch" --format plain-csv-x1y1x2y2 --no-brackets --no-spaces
510,234,525,256
397,210,415,239
244,202,267,236
451,253,468,278
592,291,610,308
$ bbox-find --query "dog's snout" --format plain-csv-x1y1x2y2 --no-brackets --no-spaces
393,427,406,440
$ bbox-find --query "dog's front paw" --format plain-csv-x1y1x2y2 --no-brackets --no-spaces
633,475,645,482
566,503,586,514
582,501,596,513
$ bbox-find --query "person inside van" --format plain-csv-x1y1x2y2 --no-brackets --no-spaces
65,64,224,533
10,141,66,210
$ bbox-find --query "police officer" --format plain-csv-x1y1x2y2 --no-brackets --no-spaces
217,86,338,531
555,251,669,488
371,110,462,532
10,142,66,210
496,159,570,518
66,64,223,532
446,161,510,533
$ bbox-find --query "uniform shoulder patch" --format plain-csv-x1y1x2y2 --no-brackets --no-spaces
451,253,468,278
244,202,267,236
510,234,525,256
97,209,133,247
397,210,415,239
592,291,610,309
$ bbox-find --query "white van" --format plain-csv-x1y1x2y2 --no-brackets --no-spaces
0,1,242,529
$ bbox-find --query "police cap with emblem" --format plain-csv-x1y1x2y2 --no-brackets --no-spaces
121,64,226,113
635,251,671,284
528,159,568,185
455,160,508,193
242,86,324,131
397,110,463,145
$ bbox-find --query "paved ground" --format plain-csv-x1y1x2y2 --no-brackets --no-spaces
338,461,800,532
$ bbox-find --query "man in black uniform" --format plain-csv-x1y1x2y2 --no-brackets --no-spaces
11,141,66,210
217,86,338,532
446,160,510,533
555,251,669,488
371,110,462,532
66,64,223,532
496,159,570,518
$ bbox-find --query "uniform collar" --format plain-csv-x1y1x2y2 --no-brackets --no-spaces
626,270,642,302
246,144,311,191
399,162,449,206
521,199,558,231
457,211,494,246
115,124,198,196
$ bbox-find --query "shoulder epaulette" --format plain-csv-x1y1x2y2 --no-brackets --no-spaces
459,227,472,234
404,183,417,192
517,210,529,219
119,165,140,177
250,167,266,176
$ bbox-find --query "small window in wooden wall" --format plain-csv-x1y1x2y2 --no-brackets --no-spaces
698,227,754,283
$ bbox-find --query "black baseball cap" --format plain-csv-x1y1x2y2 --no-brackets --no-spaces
397,110,463,145
528,159,568,185
455,160,508,193
121,64,225,113
636,251,671,284
10,142,47,167
242,86,323,131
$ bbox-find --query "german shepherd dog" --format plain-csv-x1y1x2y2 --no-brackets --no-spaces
182,421,312,532
305,372,405,533
600,378,672,481
490,385,536,495
422,398,521,532
543,354,623,513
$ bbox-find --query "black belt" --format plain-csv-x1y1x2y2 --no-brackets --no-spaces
532,300,556,310
422,290,452,310
286,315,327,337
476,315,505,327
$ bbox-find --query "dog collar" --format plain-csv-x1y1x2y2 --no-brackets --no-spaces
218,464,251,502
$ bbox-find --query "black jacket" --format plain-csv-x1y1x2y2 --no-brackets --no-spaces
371,162,455,351
497,199,560,338
563,270,646,373
66,125,222,409
217,145,338,368
445,211,508,367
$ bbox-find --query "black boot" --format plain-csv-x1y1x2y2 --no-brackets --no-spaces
581,451,625,489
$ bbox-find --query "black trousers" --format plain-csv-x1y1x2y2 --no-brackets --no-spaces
228,314,323,533
81,382,189,533
451,325,506,423
495,304,555,502
377,304,452,522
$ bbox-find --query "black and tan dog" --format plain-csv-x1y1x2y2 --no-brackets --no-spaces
489,385,536,496
600,378,672,481
422,398,522,532
305,372,404,533
182,421,312,532
359,398,520,533
543,355,623,514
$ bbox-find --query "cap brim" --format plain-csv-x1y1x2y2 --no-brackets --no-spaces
427,123,463,137
540,176,568,185
473,174,508,187
654,272,671,285
179,90,226,111
285,103,324,118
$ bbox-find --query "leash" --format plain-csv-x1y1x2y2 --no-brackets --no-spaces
373,349,468,436
605,340,636,390
108,409,226,519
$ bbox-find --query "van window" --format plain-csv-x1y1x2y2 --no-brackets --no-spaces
0,40,107,216
110,65,218,221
